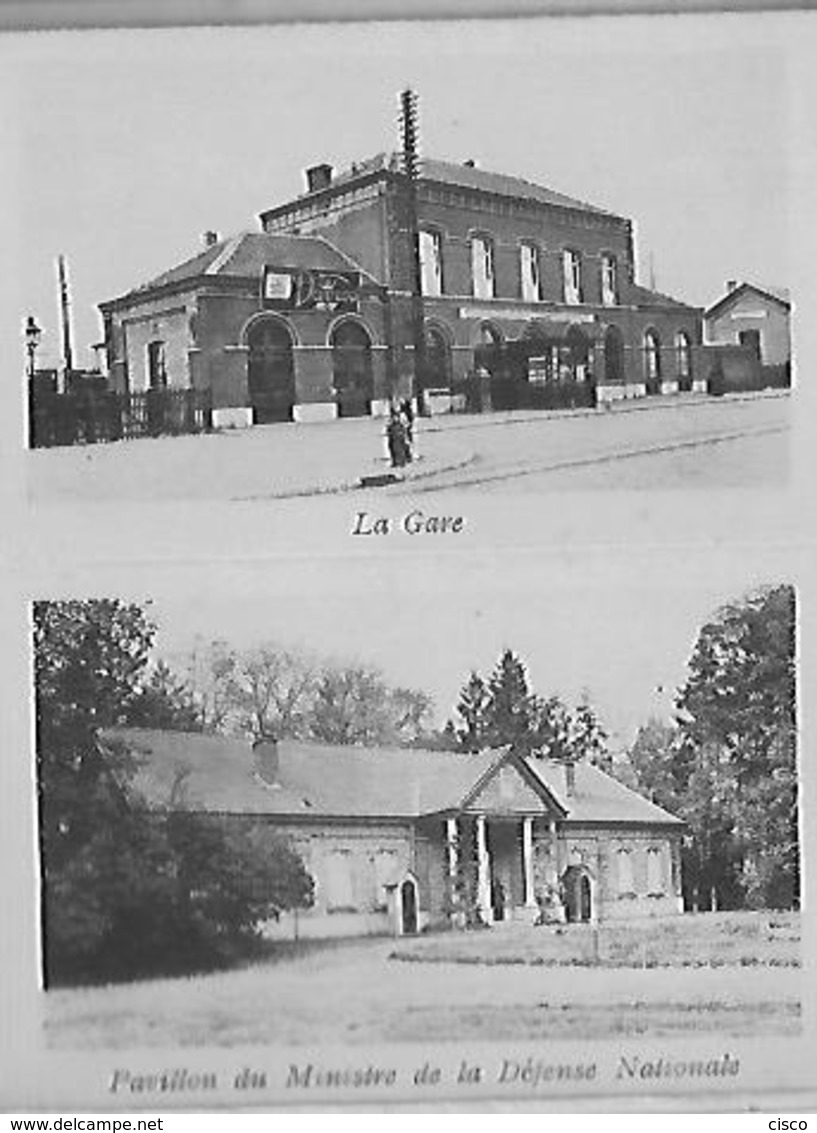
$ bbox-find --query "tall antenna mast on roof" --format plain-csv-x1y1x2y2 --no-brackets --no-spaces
399,88,427,415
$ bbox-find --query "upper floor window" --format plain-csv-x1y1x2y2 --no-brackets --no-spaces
601,254,618,306
520,243,540,303
418,228,443,297
562,249,582,305
471,234,495,300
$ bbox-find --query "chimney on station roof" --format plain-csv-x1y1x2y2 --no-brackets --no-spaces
305,163,334,193
726,279,739,293
463,158,479,168
252,734,280,787
202,230,220,249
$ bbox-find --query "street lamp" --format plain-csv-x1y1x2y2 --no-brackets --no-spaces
25,315,42,381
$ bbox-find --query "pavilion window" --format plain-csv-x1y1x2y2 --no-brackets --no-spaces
471,235,496,300
617,848,634,894
646,847,664,894
372,849,398,910
324,849,355,911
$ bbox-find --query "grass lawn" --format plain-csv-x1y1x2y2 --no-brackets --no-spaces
389,911,800,969
43,912,801,1049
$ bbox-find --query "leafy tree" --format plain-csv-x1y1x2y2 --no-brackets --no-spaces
628,717,681,808
178,639,434,748
309,664,432,747
448,649,611,768
34,601,314,985
34,599,156,869
127,661,203,732
453,672,490,752
626,585,798,911
483,649,538,750
674,584,798,909
217,645,319,739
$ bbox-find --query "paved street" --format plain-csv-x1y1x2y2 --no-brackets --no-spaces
27,392,789,504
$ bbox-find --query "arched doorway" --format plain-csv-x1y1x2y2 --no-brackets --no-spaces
331,321,374,418
562,865,593,923
400,877,419,934
604,325,625,386
247,318,296,423
424,325,452,390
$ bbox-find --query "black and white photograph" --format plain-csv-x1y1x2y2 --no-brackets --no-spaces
30,554,803,1092
14,17,794,504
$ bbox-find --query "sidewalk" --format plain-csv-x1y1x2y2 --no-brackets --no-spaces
27,388,789,504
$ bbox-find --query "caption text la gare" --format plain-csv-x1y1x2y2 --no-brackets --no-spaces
352,510,465,536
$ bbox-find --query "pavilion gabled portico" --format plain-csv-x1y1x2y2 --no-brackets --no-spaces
434,752,572,927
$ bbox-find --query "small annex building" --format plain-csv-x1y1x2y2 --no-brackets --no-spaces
106,727,685,940
704,281,792,391
98,153,704,427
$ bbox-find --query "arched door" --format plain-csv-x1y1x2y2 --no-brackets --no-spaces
563,866,593,923
332,321,373,418
604,325,625,386
247,319,296,423
400,878,418,934
424,326,452,390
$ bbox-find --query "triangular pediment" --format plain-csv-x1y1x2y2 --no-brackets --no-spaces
462,754,565,817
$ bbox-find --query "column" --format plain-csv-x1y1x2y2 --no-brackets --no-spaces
522,817,536,908
476,815,492,923
671,837,684,913
446,817,458,924
548,819,560,885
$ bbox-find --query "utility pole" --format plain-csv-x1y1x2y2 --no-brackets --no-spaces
57,254,74,391
399,88,427,415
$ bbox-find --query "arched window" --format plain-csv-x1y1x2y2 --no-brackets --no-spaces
644,329,662,384
617,848,634,894
331,320,373,418
471,234,495,299
675,330,692,382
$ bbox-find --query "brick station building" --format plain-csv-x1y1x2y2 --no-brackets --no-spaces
106,727,685,939
99,154,704,427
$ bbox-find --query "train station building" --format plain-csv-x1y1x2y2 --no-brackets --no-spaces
99,153,704,427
